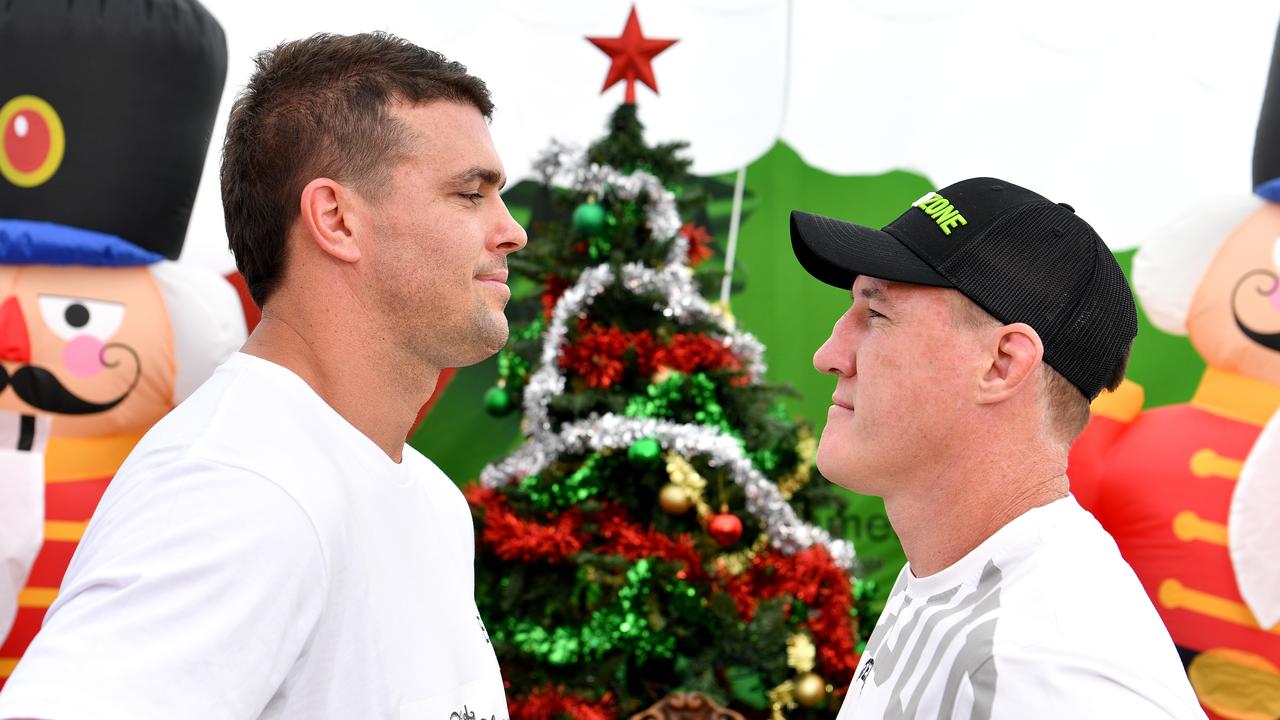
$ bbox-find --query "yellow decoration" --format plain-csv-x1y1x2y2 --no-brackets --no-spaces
44,433,143,483
1089,377,1144,422
1188,448,1242,481
0,95,66,188
767,634,828,717
716,534,767,575
658,483,695,514
1188,648,1280,720
794,672,827,708
710,300,736,329
1190,367,1280,428
786,632,817,673
665,452,711,520
1172,511,1229,547
767,680,796,720
777,429,817,499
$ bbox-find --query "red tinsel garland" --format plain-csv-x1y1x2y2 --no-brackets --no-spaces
719,547,860,680
468,485,859,684
629,330,657,377
558,325,633,388
466,486,585,562
594,507,707,582
558,324,744,387
651,333,741,376
510,684,616,720
542,276,572,321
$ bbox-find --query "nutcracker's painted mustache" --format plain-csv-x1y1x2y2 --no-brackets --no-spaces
0,344,141,415
1233,269,1280,353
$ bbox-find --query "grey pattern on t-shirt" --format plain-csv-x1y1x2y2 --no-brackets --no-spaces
858,560,1003,719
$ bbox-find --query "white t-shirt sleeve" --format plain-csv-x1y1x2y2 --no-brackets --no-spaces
983,647,1207,720
0,458,328,720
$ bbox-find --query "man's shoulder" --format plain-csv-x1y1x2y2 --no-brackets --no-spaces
1001,500,1146,602
129,355,344,480
108,358,355,532
1002,497,1133,582
989,498,1178,653
985,502,1200,713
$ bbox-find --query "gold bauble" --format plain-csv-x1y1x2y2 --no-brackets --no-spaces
659,483,695,514
794,672,826,708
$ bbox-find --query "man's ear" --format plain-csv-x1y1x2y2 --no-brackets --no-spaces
299,177,361,264
977,322,1044,404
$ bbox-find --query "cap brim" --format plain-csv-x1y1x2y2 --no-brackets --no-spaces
790,210,951,290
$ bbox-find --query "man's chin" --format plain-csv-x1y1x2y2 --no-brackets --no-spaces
816,451,879,495
441,322,508,368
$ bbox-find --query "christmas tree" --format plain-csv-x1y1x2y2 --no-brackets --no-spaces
468,99,864,720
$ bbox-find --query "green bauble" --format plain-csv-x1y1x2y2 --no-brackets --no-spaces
572,201,607,235
483,386,512,416
628,437,662,463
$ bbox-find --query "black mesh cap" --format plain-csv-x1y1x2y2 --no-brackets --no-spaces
790,177,1137,400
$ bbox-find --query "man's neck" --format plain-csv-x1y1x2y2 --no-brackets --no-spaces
241,310,439,463
885,453,1069,578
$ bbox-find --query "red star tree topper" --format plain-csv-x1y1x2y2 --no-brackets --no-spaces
587,5,678,104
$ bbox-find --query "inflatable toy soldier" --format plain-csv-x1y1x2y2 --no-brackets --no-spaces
1069,21,1280,720
0,0,244,685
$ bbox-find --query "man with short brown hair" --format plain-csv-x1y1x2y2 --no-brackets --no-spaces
792,178,1205,718
0,32,525,719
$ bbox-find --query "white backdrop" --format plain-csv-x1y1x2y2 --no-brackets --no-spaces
183,0,1280,273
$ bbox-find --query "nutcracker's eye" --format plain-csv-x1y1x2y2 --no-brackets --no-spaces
0,95,66,188
37,295,125,342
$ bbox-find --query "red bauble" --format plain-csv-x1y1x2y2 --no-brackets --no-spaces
708,512,744,547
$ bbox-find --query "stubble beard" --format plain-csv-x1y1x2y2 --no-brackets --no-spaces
368,253,508,371
409,297,509,370
468,301,510,364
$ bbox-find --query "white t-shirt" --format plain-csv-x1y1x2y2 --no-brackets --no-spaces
0,353,507,720
838,496,1205,720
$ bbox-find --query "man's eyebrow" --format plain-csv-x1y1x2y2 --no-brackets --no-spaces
855,286,894,306
450,166,506,190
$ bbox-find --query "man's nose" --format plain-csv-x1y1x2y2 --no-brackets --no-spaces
813,326,854,377
495,197,528,253
0,296,31,364
813,338,836,376
503,218,529,253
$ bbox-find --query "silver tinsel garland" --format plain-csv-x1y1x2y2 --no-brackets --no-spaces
520,260,766,441
531,141,686,267
487,145,855,569
480,413,855,569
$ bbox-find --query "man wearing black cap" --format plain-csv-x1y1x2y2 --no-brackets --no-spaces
792,178,1205,718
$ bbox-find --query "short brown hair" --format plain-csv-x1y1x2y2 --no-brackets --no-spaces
948,294,1130,444
1041,341,1130,442
221,32,494,306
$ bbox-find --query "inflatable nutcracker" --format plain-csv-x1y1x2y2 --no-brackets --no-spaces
0,0,242,686
1068,22,1280,720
